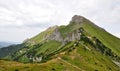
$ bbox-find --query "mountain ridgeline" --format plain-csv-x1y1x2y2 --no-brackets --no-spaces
0,15,120,71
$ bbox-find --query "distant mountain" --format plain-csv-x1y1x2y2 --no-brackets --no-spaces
0,42,14,48
0,15,120,71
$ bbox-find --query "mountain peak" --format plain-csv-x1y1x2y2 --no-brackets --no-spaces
71,15,85,24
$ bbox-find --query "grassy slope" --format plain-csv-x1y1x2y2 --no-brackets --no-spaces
0,39,119,71
0,59,80,71
30,26,56,43
60,43,119,71
35,40,61,55
59,22,81,38
81,20,120,56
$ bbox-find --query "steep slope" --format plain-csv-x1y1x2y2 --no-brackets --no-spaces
81,17,120,57
0,15,120,71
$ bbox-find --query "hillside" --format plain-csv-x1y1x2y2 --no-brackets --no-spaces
0,15,120,71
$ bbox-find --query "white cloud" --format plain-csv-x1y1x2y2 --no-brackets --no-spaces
0,0,120,42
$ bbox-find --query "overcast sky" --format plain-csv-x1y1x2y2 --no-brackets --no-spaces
0,0,120,43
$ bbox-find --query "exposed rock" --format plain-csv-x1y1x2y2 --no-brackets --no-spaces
50,28,64,42
43,26,83,46
65,29,81,42
112,60,120,67
33,56,42,62
84,46,91,51
43,24,84,47
70,15,85,24
44,26,64,42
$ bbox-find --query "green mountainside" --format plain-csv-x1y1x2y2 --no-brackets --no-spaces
0,15,120,71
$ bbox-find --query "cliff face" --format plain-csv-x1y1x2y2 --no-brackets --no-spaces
44,28,82,42
43,26,64,42
65,29,81,42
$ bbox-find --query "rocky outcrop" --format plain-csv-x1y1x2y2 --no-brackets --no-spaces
32,56,42,62
43,26,64,42
43,27,83,46
65,29,81,42
70,15,85,24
